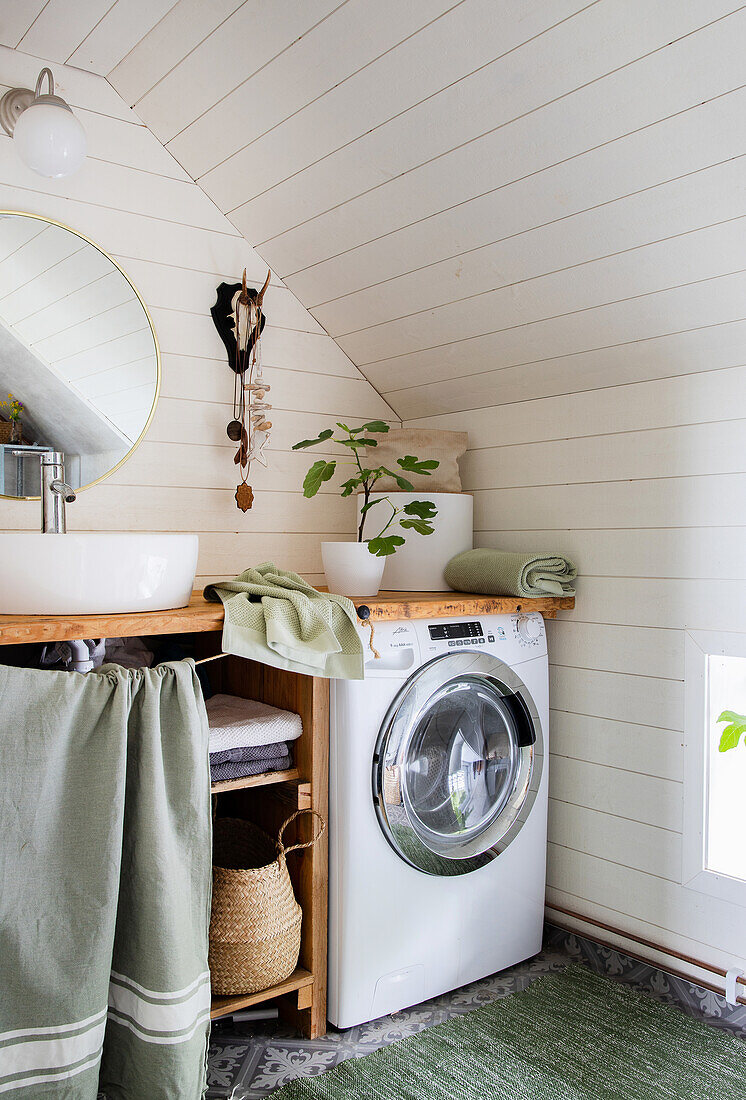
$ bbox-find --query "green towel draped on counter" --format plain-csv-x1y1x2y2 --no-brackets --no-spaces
0,660,211,1099
204,562,364,679
444,548,577,598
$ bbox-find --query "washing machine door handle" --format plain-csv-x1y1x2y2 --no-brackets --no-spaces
497,688,536,748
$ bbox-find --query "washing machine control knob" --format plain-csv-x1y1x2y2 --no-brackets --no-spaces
517,615,542,641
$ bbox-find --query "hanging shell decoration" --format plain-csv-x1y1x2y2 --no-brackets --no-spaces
211,269,271,511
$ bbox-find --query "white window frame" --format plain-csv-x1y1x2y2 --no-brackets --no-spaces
683,630,746,907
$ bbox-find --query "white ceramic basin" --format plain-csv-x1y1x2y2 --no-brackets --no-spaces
0,533,199,615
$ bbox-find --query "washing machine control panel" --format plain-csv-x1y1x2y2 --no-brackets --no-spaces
428,620,483,642
414,613,547,662
424,619,491,652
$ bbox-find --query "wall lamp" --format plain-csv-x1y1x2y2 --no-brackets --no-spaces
0,68,86,179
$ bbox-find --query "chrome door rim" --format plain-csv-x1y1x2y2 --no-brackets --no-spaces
372,651,544,877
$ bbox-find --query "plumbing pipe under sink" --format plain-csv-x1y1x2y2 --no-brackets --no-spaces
40,638,106,673
66,639,105,673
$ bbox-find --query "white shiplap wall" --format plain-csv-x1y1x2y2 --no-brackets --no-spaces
4,0,746,984
0,45,395,585
407,368,746,982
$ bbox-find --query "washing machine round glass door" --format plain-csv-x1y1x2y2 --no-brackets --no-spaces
373,651,544,876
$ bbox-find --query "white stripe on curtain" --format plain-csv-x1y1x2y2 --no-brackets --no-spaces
0,1053,102,1095
106,1010,212,1046
0,1018,105,1082
0,1008,107,1045
107,979,211,1034
109,970,210,1002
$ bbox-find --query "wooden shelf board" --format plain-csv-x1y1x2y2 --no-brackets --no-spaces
0,589,575,645
210,767,300,794
210,968,314,1019
0,592,223,645
328,589,575,621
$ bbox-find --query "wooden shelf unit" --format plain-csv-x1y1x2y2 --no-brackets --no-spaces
207,652,329,1038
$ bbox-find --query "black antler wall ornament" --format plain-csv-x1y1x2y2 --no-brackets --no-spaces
210,268,271,512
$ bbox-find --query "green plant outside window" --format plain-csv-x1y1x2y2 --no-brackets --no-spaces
715,710,746,752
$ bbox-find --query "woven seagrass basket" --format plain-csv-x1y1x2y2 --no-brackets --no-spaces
209,809,325,996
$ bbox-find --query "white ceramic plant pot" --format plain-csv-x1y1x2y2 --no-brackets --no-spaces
356,492,473,591
321,541,386,597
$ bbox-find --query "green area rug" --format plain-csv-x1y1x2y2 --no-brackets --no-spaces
275,965,745,1099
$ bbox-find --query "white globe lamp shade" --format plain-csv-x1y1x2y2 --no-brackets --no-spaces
13,99,87,179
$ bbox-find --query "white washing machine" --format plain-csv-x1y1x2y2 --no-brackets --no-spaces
328,611,549,1029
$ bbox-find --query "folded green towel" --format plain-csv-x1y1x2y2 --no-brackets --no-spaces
444,548,577,598
204,562,364,679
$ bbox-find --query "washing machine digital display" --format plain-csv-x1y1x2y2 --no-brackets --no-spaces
428,621,483,640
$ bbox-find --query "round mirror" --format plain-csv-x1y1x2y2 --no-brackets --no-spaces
0,211,159,499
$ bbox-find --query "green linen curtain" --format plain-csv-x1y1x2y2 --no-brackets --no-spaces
0,660,212,1099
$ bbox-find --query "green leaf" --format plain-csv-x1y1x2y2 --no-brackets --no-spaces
302,459,336,497
336,421,351,432
397,454,440,475
717,710,746,724
292,429,334,450
340,476,363,497
339,437,380,449
399,518,435,535
361,420,390,434
360,498,385,516
403,499,437,520
716,710,746,752
719,723,746,752
367,535,405,557
381,466,414,492
392,474,414,491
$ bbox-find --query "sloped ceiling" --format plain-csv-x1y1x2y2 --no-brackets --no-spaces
6,0,746,424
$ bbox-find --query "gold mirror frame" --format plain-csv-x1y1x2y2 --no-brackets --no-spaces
0,209,161,501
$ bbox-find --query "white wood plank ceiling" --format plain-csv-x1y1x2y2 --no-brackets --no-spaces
4,0,746,422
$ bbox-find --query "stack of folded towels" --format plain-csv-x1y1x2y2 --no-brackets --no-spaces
206,694,303,784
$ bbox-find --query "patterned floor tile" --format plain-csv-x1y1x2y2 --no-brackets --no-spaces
247,1045,342,1095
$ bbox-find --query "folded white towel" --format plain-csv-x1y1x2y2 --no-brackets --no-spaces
206,694,302,754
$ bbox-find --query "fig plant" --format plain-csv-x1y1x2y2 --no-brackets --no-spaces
292,420,439,556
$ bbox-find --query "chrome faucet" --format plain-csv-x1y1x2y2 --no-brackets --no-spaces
40,451,76,533
13,450,77,532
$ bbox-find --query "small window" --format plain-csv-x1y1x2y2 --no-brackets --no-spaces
683,632,746,905
706,654,746,882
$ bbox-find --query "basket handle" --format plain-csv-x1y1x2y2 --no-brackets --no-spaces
277,809,326,856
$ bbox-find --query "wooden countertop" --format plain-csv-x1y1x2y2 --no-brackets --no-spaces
0,590,573,645
347,590,574,621
0,592,223,645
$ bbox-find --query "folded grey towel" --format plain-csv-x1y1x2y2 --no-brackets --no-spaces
209,741,288,766
444,548,577,598
210,754,291,783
